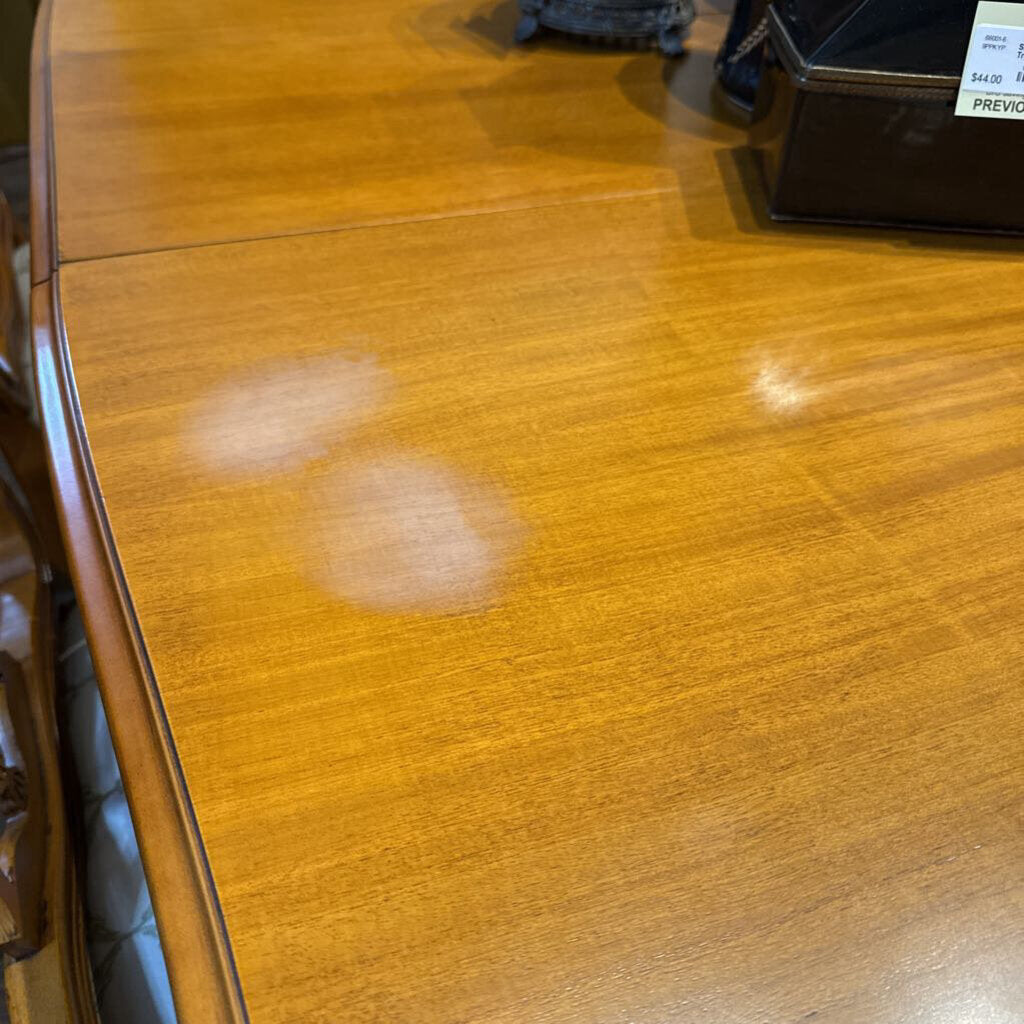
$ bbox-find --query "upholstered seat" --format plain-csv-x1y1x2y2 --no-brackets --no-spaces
58,602,176,1024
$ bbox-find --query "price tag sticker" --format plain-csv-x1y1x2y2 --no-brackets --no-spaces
957,1,1024,118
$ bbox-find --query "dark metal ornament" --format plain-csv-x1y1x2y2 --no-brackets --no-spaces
516,0,695,56
714,0,769,113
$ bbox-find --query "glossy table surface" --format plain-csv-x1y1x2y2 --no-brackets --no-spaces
36,1,1024,1023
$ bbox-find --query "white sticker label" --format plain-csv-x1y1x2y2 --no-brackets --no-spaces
957,1,1024,118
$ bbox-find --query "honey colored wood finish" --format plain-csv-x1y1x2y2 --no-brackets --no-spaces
47,0,737,261
34,1,1024,1023
55,202,1024,1022
32,279,245,1024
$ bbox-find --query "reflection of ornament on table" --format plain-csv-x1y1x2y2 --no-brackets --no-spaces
515,0,695,56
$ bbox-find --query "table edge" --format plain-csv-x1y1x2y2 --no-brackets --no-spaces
30,11,247,1019
30,245,247,1024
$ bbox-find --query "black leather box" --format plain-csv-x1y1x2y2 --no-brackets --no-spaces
749,0,1024,234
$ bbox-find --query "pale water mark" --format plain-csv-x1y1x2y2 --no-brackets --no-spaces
189,352,392,477
307,453,525,614
188,352,524,614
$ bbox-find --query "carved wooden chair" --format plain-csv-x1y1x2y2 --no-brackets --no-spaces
1,191,63,575
1,188,98,1022
0,191,27,405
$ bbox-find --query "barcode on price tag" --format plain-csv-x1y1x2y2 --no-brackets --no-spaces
957,1,1024,118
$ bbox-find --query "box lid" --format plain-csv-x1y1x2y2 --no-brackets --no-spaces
770,0,1016,87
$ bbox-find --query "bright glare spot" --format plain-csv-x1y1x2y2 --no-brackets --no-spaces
752,359,816,414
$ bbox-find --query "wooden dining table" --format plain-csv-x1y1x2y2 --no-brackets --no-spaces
29,0,1024,1021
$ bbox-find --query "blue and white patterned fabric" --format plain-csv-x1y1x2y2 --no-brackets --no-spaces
57,601,177,1024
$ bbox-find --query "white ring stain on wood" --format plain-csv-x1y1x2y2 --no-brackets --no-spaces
308,453,525,614
189,352,392,476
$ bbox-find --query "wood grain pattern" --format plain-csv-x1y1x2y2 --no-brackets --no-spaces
56,188,1024,1023
37,1,1024,1022
32,279,246,1024
47,0,735,260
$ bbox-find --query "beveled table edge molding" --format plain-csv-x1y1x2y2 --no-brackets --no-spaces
31,276,249,1024
30,2,247,1015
